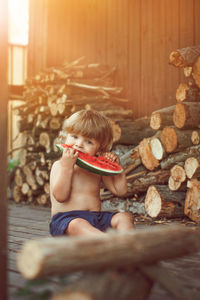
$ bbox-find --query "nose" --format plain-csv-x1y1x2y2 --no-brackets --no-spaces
75,138,84,148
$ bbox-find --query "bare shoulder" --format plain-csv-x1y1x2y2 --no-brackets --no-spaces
50,159,60,174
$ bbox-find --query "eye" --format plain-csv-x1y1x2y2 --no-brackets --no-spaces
72,135,78,139
86,140,92,145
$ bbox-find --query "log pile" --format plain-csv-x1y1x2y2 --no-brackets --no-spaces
144,45,200,223
9,47,200,224
101,45,200,224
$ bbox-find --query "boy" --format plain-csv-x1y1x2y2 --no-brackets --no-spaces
50,110,134,236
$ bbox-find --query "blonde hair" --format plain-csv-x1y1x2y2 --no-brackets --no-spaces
62,110,113,152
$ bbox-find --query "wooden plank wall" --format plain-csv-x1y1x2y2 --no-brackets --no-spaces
29,0,200,118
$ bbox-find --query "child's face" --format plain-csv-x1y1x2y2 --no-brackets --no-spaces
66,133,100,156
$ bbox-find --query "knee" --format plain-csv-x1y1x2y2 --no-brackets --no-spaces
111,212,133,228
67,218,86,234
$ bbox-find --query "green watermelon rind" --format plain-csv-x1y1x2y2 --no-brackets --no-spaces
56,144,123,176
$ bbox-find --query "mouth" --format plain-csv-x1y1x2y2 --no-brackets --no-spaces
73,146,84,153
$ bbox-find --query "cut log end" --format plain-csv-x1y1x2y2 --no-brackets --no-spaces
145,186,162,218
161,127,178,153
173,103,188,129
139,138,160,171
183,66,193,77
150,138,165,160
191,130,200,145
170,165,186,183
168,176,182,191
184,157,200,179
17,240,43,280
150,112,161,130
176,83,189,102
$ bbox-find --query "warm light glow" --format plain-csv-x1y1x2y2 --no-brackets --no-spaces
8,0,29,45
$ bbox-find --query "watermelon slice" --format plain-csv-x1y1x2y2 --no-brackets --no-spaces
56,144,123,176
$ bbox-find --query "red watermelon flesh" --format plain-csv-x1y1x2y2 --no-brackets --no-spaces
56,144,123,175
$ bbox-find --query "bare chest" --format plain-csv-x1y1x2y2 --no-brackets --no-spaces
72,166,101,191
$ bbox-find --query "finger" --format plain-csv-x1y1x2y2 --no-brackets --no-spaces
74,151,79,158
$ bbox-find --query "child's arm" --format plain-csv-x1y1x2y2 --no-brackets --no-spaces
102,152,127,196
50,148,78,202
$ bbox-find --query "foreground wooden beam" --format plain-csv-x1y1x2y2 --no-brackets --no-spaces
52,269,153,300
17,225,200,280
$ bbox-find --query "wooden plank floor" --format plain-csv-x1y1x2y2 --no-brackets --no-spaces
8,202,200,299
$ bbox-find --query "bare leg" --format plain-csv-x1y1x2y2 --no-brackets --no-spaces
66,218,105,236
111,212,134,231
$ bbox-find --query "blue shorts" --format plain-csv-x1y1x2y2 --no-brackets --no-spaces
49,210,118,236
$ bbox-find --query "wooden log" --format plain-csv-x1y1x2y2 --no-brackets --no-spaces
168,176,187,192
150,137,166,160
112,117,152,144
176,83,200,103
100,109,134,120
191,130,200,145
17,225,200,280
52,269,152,300
22,165,37,190
168,176,182,191
39,132,51,153
168,164,187,191
160,145,200,169
13,185,24,203
185,179,200,223
66,81,123,96
192,55,200,88
170,164,186,183
125,169,170,197
49,102,58,116
173,102,200,129
145,185,185,218
19,149,28,166
126,166,147,182
21,183,30,195
183,66,193,77
115,127,155,146
160,127,197,153
14,168,24,187
120,146,141,171
150,106,174,130
57,102,71,116
44,182,50,194
184,157,200,179
169,46,200,67
138,138,160,171
36,194,48,205
49,117,61,131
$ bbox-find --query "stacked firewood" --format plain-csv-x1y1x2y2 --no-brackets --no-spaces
101,46,200,224
104,45,200,224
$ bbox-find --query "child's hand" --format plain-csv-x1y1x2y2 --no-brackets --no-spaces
103,152,120,164
60,148,78,168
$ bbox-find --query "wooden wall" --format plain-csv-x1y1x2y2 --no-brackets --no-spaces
28,0,200,118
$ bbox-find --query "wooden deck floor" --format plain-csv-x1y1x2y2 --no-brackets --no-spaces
8,202,200,300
